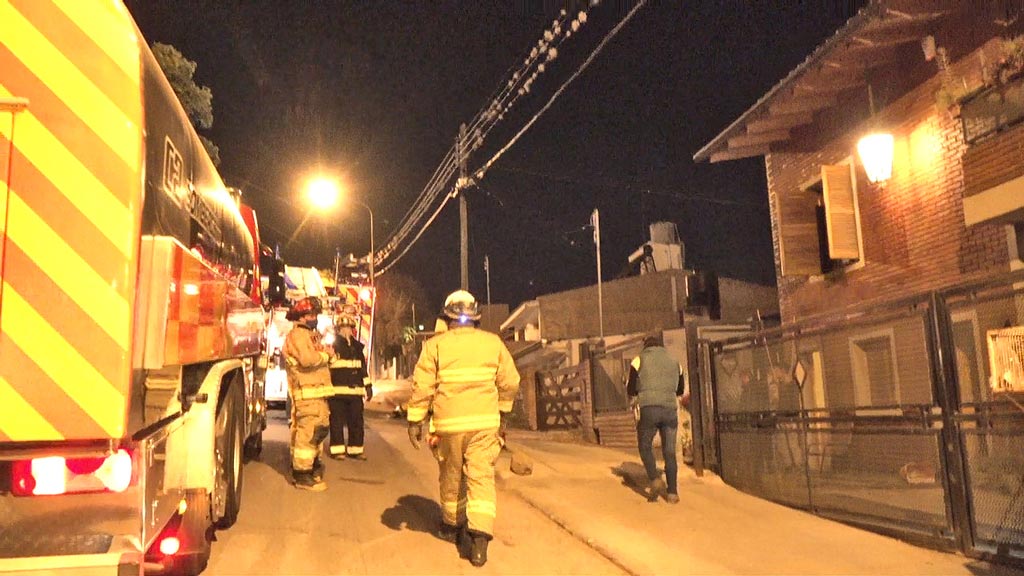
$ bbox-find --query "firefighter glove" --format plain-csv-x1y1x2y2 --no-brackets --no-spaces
408,421,424,450
365,384,374,401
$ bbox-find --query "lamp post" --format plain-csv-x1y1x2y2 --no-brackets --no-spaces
351,199,375,287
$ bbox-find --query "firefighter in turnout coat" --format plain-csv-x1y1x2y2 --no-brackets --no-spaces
284,297,334,491
328,306,373,459
407,290,520,567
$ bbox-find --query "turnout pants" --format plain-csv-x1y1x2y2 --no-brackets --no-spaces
436,429,501,537
328,394,365,456
290,398,330,473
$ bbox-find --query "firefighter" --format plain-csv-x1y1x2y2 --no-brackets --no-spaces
407,290,520,567
284,296,334,491
327,304,373,460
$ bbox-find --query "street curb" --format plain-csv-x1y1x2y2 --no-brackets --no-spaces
496,463,640,576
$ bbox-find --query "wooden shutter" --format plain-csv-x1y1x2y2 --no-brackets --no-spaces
776,186,822,276
821,163,862,261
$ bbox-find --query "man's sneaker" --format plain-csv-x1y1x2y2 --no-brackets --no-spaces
436,523,459,543
350,453,367,461
647,477,667,501
329,452,346,461
666,493,680,504
293,472,327,492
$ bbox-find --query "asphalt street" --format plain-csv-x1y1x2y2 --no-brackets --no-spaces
205,410,623,575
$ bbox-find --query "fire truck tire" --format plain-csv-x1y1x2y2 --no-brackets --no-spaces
215,383,244,529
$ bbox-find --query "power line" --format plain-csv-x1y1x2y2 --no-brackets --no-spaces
376,8,581,267
472,0,648,182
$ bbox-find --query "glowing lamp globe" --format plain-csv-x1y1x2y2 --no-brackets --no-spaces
307,177,340,210
857,132,894,184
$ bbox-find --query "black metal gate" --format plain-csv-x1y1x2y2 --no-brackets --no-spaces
701,271,1024,565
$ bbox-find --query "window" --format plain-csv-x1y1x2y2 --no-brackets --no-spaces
849,330,900,407
777,160,864,276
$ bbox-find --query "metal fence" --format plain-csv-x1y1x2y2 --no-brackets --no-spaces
703,271,1024,564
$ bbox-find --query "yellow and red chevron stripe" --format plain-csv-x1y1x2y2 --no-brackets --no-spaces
0,0,142,442
339,284,375,362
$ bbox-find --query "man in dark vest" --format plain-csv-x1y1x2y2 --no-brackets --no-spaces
627,334,686,503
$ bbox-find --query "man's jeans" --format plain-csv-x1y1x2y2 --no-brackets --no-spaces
637,405,678,494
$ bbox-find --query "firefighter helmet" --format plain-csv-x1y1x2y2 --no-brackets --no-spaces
286,296,323,321
443,290,481,322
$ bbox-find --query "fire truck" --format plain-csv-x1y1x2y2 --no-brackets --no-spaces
1,1,266,573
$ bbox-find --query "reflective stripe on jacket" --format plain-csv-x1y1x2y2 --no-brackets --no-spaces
329,335,370,390
408,326,520,433
284,324,334,401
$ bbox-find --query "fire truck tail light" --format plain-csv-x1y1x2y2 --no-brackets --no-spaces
158,536,181,556
11,449,134,496
359,288,372,302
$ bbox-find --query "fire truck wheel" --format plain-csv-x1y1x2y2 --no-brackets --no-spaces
215,382,244,529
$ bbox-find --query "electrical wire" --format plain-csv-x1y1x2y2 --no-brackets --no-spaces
473,0,648,182
375,4,608,273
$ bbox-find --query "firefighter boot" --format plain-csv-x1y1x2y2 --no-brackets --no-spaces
469,534,489,567
458,529,489,567
436,523,459,543
312,458,324,483
293,470,326,492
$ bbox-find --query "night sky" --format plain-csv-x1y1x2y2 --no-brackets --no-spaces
127,1,866,309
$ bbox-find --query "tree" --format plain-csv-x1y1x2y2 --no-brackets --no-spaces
373,272,431,376
152,42,221,166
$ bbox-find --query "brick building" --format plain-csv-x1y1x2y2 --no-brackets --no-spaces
689,3,1024,560
695,1,1024,323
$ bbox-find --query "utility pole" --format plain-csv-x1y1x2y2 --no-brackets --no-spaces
458,123,469,291
592,208,604,339
484,255,491,306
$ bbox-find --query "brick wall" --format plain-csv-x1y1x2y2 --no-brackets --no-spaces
766,42,1013,324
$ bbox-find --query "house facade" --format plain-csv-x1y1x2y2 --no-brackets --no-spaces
694,2,1024,562
696,2,1024,323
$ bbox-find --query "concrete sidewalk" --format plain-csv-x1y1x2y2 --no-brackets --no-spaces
495,431,1020,576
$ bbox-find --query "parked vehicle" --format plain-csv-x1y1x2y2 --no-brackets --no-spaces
0,2,265,573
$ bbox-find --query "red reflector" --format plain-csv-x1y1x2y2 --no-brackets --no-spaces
159,536,181,556
10,449,134,496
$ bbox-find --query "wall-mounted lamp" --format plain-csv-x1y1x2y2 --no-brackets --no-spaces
858,132,895,183
857,84,894,184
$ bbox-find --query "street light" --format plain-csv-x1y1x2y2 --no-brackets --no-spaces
306,176,340,210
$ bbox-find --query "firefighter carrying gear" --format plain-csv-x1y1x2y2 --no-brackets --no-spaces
408,316,520,545
284,321,333,487
328,332,371,457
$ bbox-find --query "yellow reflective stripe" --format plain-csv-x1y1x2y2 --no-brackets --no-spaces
498,400,514,412
432,413,499,433
329,445,346,455
50,0,140,78
295,386,333,400
333,387,364,396
346,446,364,455
363,377,372,385
0,5,139,169
438,367,498,383
293,446,318,459
7,190,129,348
0,86,132,256
3,284,125,437
329,359,362,369
466,500,496,517
0,375,62,441
319,352,330,364
286,356,298,366
407,407,429,423
631,356,641,370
